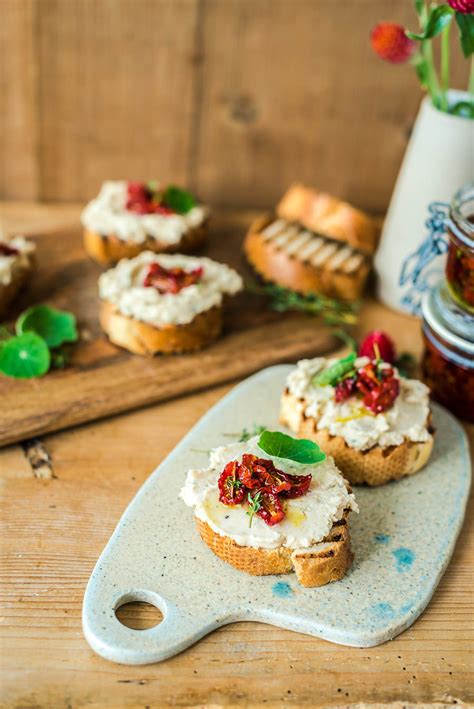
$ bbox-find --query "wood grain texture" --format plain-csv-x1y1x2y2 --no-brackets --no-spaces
194,0,468,212
0,0,469,209
36,0,199,202
0,0,39,200
0,205,337,448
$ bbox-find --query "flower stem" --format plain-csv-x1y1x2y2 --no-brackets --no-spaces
469,56,474,97
440,22,451,112
423,37,441,108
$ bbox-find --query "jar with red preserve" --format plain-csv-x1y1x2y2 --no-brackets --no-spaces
421,283,474,422
446,183,474,314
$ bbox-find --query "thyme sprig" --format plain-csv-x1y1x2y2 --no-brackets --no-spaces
246,491,263,528
246,281,359,326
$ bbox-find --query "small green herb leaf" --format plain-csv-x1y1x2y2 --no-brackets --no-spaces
247,281,359,326
0,333,50,379
246,490,263,528
16,305,78,348
406,5,454,40
258,431,326,465
312,352,357,387
162,185,196,214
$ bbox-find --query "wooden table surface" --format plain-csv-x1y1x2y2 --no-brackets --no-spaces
1,204,473,708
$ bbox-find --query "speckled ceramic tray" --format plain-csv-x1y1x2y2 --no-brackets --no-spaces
82,365,471,665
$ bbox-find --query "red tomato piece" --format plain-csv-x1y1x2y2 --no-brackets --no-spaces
256,491,285,526
218,461,245,505
281,473,312,499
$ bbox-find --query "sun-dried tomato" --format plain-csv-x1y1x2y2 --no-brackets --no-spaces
334,376,358,403
251,458,292,494
237,454,261,489
218,461,245,505
280,472,312,499
356,363,399,414
125,181,175,215
216,453,313,527
143,262,203,293
256,491,285,526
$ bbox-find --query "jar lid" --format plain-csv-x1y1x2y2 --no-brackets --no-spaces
422,282,474,357
449,182,474,249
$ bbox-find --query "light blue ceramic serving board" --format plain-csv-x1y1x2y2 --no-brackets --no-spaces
82,365,471,665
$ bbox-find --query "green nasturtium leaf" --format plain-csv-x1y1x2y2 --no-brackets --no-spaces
162,185,196,214
16,305,78,348
312,351,357,387
0,332,50,379
258,431,326,465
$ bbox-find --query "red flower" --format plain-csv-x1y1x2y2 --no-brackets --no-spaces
358,331,396,363
447,0,474,12
371,23,415,64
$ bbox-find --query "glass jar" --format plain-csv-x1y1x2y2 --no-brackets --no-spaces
421,283,474,422
446,183,474,314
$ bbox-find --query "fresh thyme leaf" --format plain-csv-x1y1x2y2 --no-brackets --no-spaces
16,305,78,348
257,431,326,465
246,281,359,327
246,490,263,528
162,185,196,214
313,352,357,387
239,424,267,442
0,332,50,379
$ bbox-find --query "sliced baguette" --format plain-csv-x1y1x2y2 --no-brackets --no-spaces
196,511,353,588
84,223,208,266
100,300,222,355
280,390,434,487
244,215,370,301
276,183,379,255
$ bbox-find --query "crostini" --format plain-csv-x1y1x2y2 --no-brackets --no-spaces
280,353,434,486
82,181,209,265
180,432,358,587
0,236,36,318
98,251,243,355
244,184,379,301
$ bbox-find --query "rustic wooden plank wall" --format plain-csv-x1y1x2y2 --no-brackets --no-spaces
0,0,469,211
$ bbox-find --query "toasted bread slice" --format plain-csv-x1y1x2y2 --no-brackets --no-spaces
244,214,370,301
100,300,222,355
196,511,353,588
84,223,208,266
280,390,434,486
277,183,379,255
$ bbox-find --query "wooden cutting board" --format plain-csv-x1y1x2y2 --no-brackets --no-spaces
0,212,336,448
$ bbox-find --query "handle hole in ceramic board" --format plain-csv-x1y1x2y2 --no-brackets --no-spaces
115,602,163,631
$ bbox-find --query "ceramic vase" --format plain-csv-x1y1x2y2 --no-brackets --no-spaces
374,90,474,314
